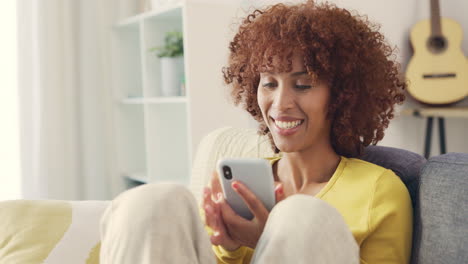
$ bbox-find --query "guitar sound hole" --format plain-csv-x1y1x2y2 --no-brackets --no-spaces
427,36,447,54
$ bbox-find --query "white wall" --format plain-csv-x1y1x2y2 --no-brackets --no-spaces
237,0,468,156
185,0,253,158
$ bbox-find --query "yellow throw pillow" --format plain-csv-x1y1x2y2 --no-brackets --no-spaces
0,200,109,264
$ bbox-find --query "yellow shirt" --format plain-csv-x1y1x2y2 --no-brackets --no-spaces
206,156,413,264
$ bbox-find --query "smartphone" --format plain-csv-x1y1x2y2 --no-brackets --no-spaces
216,158,276,220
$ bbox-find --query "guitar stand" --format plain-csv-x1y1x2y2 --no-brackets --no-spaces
423,116,447,159
404,107,468,159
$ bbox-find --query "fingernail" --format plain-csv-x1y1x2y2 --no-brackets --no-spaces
232,182,239,190
217,193,223,201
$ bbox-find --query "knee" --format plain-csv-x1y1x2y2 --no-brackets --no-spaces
273,194,339,217
256,195,359,262
107,183,197,225
268,194,346,232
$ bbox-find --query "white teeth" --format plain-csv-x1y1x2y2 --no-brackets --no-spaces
275,120,302,129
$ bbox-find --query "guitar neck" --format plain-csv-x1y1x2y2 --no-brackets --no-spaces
430,0,442,36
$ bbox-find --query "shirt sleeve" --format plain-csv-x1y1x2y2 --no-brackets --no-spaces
359,169,413,264
212,245,253,264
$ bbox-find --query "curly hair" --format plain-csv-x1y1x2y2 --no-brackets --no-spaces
222,0,406,158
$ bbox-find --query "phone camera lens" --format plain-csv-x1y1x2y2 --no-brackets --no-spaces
222,166,232,180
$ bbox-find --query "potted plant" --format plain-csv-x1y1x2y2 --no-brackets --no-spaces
149,31,184,96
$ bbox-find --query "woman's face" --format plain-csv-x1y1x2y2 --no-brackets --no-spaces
257,54,332,153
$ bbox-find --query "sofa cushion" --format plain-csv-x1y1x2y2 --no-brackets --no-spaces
0,200,109,264
360,145,426,209
190,127,275,203
412,153,468,264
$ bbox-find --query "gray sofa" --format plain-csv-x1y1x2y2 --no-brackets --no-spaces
361,146,467,264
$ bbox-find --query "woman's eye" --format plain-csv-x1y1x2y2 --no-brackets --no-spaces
262,82,276,88
295,84,312,90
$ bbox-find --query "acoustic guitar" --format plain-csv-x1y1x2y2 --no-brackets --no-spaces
406,0,468,105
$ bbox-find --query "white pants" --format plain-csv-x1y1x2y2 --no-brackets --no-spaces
100,183,359,264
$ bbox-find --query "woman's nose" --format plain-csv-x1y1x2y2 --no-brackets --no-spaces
272,85,295,111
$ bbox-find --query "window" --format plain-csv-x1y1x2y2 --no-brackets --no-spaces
0,1,21,200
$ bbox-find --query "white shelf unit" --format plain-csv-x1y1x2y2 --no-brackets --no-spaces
112,4,189,190
110,0,253,195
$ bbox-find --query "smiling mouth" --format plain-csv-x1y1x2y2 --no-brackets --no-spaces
270,117,304,130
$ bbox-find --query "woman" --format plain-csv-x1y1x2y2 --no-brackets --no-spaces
100,1,412,263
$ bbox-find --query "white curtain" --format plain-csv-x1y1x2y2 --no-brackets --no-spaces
17,0,118,200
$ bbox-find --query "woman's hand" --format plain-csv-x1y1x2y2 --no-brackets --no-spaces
202,171,285,250
217,180,285,249
202,171,241,251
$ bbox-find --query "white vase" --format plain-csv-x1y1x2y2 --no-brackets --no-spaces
161,56,184,96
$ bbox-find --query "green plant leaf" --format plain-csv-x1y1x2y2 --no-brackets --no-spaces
148,30,184,58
